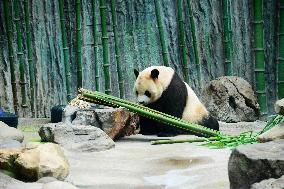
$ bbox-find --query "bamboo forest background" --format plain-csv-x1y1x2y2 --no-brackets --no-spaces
0,0,283,118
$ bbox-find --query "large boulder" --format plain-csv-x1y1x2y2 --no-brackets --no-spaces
0,148,21,170
71,109,99,126
202,76,260,122
0,121,24,142
275,98,284,115
14,143,69,181
39,123,115,152
228,140,284,189
251,175,284,189
42,181,79,189
0,139,22,149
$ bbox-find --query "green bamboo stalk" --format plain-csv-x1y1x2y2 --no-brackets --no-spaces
154,0,169,67
277,0,284,99
253,0,267,114
14,0,28,108
58,0,72,101
24,0,35,116
151,137,217,145
223,0,233,75
4,0,18,114
187,0,202,87
99,0,111,94
110,0,124,98
177,0,189,84
91,0,100,91
76,0,83,88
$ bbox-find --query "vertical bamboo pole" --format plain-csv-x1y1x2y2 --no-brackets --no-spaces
99,0,111,94
187,0,202,87
111,0,124,98
223,0,233,75
3,0,18,114
277,0,284,99
24,0,35,116
58,0,72,101
253,0,267,114
76,0,83,89
154,0,169,67
14,0,28,108
91,0,100,91
177,0,189,83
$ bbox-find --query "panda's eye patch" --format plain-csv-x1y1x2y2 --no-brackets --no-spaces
144,90,151,97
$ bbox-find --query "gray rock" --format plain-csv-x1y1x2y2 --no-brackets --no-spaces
251,175,284,189
6,182,43,189
0,121,24,142
228,140,284,189
62,105,79,124
275,98,284,115
42,181,79,189
71,109,99,126
36,176,58,183
0,172,22,189
39,123,115,152
0,139,22,149
201,76,260,122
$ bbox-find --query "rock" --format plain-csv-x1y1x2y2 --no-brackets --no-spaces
0,172,24,189
42,181,78,189
251,175,284,189
201,76,260,122
36,176,58,183
257,122,284,142
0,148,21,170
6,182,43,189
62,105,79,124
71,109,99,126
0,139,22,149
39,123,115,152
275,98,284,115
14,143,69,181
0,121,24,142
228,140,284,189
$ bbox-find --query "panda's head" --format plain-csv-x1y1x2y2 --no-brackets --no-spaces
133,66,174,105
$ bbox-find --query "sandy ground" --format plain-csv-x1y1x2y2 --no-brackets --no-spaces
18,119,266,189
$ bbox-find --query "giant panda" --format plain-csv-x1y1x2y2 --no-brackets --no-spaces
134,66,219,137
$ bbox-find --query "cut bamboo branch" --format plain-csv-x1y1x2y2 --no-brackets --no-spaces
253,0,267,114
99,0,111,94
24,0,35,116
14,0,28,108
111,0,124,98
76,0,83,88
58,0,72,101
154,0,169,67
177,0,189,84
277,0,284,99
91,0,100,92
223,0,233,75
4,0,18,114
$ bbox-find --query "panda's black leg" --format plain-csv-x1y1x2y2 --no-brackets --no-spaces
156,123,179,137
139,117,158,135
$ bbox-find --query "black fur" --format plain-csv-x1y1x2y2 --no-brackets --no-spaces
198,115,219,131
134,69,139,78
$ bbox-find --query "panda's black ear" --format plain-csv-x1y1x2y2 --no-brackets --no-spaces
134,69,139,78
151,69,159,79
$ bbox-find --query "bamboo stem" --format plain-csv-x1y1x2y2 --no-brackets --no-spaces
76,0,83,88
223,0,233,75
14,0,28,108
4,0,18,114
99,0,111,94
253,0,267,114
277,0,284,99
24,0,35,116
187,0,202,87
154,0,169,67
177,0,189,83
151,137,217,145
91,0,100,92
111,0,124,98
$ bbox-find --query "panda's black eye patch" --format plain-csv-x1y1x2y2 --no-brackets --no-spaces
144,90,151,97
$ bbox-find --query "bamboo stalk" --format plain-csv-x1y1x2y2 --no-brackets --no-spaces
99,0,111,94
223,0,233,75
177,0,189,84
253,0,267,114
24,0,35,116
76,0,83,88
187,0,202,87
4,0,18,114
151,137,217,145
154,0,169,67
14,0,28,108
91,0,100,91
277,0,284,99
111,0,124,98
58,0,72,101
